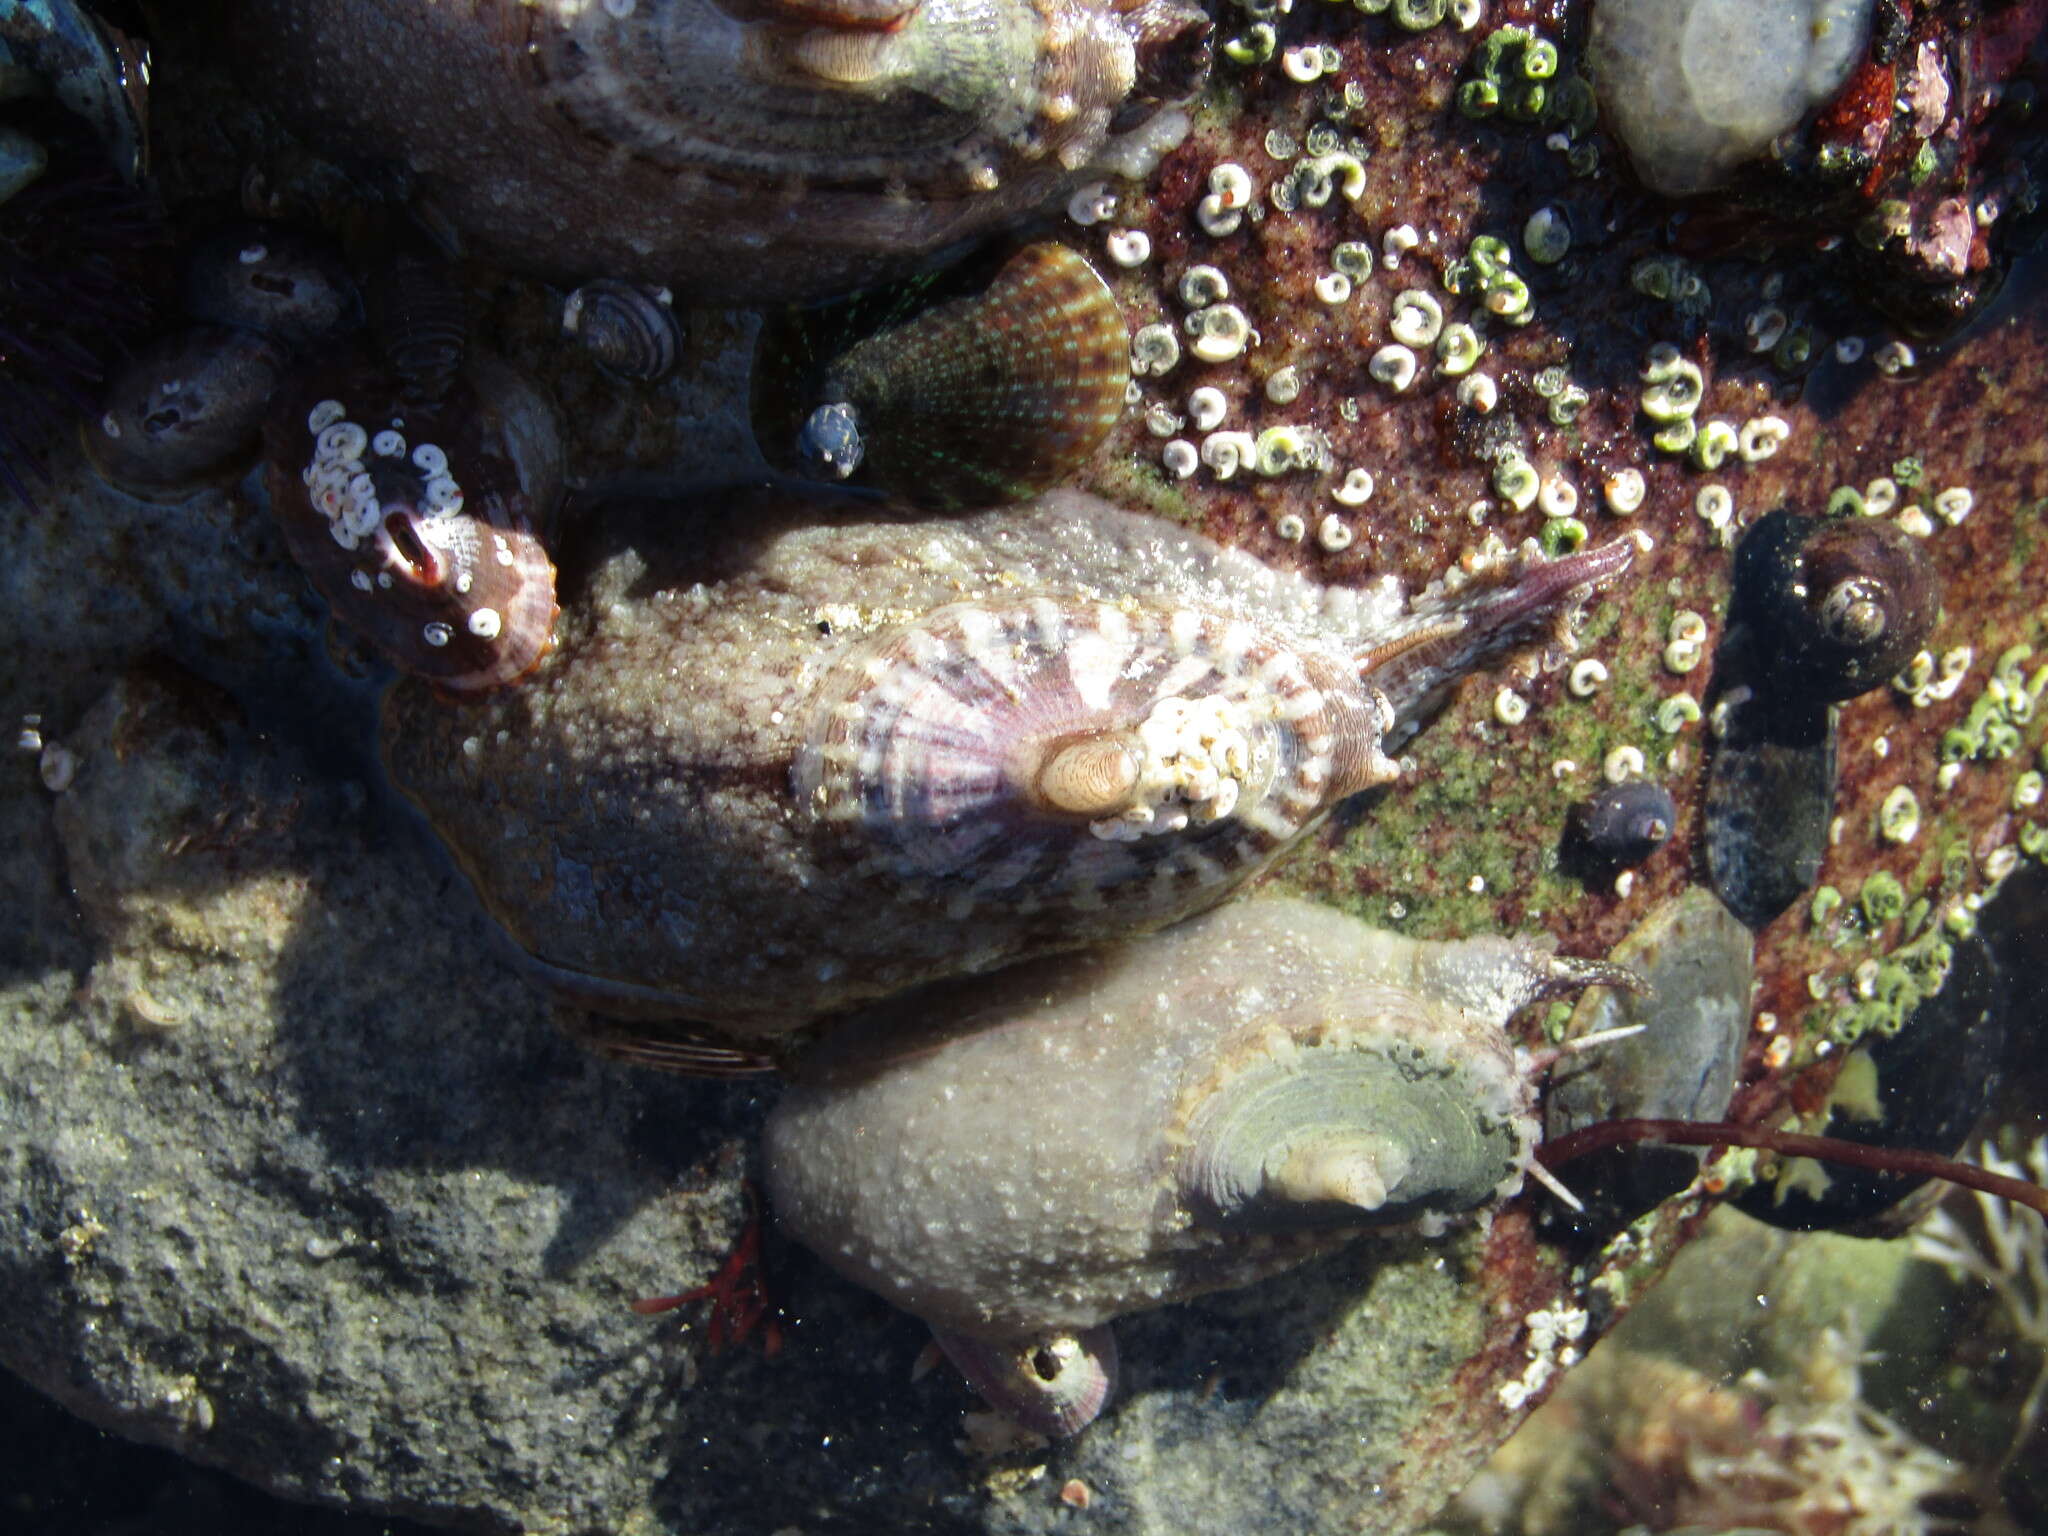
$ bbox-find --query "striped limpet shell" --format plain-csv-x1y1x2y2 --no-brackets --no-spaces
380,488,1633,1035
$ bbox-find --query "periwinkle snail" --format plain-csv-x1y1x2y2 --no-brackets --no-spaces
224,0,1214,303
764,895,1640,1434
755,242,1131,509
1732,508,1940,702
381,488,1634,1037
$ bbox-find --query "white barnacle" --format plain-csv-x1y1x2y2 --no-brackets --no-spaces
317,421,369,461
307,399,347,434
1864,476,1900,516
1568,659,1608,697
1879,784,1921,844
1179,265,1231,308
1188,385,1228,431
1656,694,1701,733
1274,512,1307,542
1066,180,1118,226
1105,229,1151,268
1190,305,1253,363
1333,468,1375,506
1161,439,1199,479
1689,418,1739,472
1314,271,1353,306
1874,339,1917,375
411,442,449,475
422,621,454,649
1604,468,1646,515
1603,744,1645,783
1255,425,1318,477
1739,416,1791,462
1538,475,1579,520
1388,289,1444,347
1382,224,1421,268
1143,401,1183,438
1317,514,1354,552
1694,483,1734,531
1935,486,1974,525
1494,687,1528,726
1208,162,1255,210
1835,335,1867,364
1131,323,1182,377
1201,430,1257,479
1369,344,1418,393
1435,323,1483,376
1282,44,1327,82
372,429,407,459
1264,366,1302,405
1744,305,1789,353
1492,454,1539,512
1897,505,1934,539
468,606,504,640
1457,372,1498,413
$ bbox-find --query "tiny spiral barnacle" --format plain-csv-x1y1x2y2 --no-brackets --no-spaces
1733,508,1940,701
225,0,1212,304
756,243,1130,510
264,347,563,691
561,280,682,383
763,896,1635,1433
82,325,288,502
381,489,1634,1036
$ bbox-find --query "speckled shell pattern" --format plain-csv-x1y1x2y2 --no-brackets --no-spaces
810,242,1132,507
265,351,564,692
383,488,1552,1034
225,0,1199,302
761,896,1537,1341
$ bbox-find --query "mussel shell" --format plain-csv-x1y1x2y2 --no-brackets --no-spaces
1545,887,1753,1227
82,323,287,501
182,221,360,349
1732,509,1941,703
754,242,1129,509
264,347,562,691
1735,933,2004,1234
1702,692,1837,932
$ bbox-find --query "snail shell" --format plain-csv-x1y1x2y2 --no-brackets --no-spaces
264,347,563,691
83,324,288,502
562,280,682,383
1567,779,1679,872
763,895,1634,1433
757,243,1129,509
1732,509,1941,703
223,0,1211,303
381,489,1633,1035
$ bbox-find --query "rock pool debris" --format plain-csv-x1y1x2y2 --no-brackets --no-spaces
763,895,1637,1434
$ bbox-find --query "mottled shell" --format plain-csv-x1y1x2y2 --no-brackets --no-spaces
82,325,287,501
760,243,1130,508
381,491,1632,1035
562,280,682,383
182,221,360,350
762,897,1613,1367
224,0,1211,303
265,349,562,691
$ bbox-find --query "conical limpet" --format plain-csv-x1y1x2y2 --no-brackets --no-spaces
381,488,1635,1035
763,895,1638,1434
758,243,1130,510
